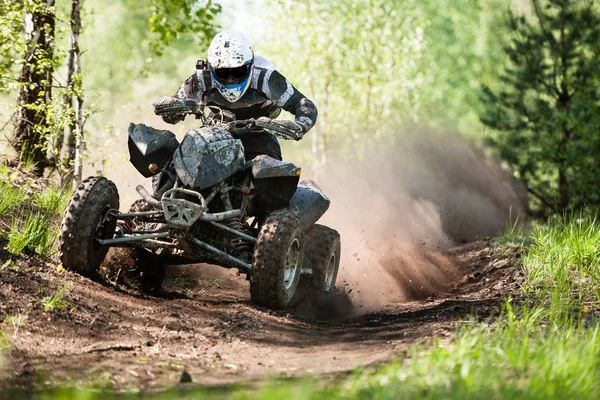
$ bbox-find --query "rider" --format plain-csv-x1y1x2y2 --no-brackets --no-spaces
155,29,318,161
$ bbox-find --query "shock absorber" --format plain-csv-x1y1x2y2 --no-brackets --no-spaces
226,217,251,254
220,187,250,257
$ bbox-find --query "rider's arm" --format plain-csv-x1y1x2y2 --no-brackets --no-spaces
155,71,207,124
264,70,318,139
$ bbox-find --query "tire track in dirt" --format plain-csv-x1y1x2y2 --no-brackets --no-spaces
0,240,522,391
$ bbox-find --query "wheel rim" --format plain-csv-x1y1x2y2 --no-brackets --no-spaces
92,206,115,252
283,237,301,292
324,252,337,291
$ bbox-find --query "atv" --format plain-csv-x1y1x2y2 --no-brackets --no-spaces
58,98,341,309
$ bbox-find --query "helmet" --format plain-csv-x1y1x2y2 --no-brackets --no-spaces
207,30,254,103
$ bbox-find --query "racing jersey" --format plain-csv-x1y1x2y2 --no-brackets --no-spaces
172,61,317,160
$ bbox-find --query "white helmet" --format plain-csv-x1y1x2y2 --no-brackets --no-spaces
207,30,254,103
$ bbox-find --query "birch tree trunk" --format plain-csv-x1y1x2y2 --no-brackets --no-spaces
61,0,84,187
13,0,56,177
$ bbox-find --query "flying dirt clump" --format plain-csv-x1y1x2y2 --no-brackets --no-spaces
313,131,525,313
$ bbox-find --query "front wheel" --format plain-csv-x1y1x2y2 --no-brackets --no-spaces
250,209,304,309
59,176,119,278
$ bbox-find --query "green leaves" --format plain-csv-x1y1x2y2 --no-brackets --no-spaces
267,0,510,159
480,0,600,217
147,0,222,57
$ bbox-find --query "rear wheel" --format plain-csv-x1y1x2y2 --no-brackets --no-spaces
59,177,119,278
250,209,304,309
305,224,341,294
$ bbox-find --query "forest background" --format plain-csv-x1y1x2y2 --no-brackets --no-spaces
0,0,599,219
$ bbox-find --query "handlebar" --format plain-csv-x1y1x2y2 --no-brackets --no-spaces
153,97,201,117
153,97,302,141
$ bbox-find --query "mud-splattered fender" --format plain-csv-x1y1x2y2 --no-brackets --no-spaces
290,180,330,232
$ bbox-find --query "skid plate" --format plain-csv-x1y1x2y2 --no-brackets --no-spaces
161,188,206,228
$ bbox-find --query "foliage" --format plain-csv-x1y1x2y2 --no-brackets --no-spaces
0,0,26,93
480,0,600,217
82,0,221,98
7,211,57,256
266,0,508,163
148,0,222,57
42,284,75,313
0,181,27,217
34,186,69,214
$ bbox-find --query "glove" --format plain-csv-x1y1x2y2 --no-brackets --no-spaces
262,119,305,141
161,112,185,124
227,119,257,136
153,97,183,114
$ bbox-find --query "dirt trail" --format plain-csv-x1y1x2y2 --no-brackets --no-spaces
0,240,522,391
0,132,526,392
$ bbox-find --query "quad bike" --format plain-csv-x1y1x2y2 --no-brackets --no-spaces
58,98,341,309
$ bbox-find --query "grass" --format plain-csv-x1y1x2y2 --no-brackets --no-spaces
7,211,58,256
0,327,10,351
523,213,600,310
34,186,69,214
4,312,28,336
0,181,27,218
42,284,76,313
172,272,193,290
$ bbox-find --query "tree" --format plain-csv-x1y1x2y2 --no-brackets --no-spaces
59,0,84,185
480,0,600,217
13,0,57,176
266,0,508,170
2,0,222,180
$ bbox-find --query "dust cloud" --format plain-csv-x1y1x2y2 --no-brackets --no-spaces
313,131,525,314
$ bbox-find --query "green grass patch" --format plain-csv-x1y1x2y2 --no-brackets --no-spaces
7,211,58,256
0,181,27,218
42,284,76,313
342,304,600,399
0,327,11,351
523,213,600,310
34,186,69,214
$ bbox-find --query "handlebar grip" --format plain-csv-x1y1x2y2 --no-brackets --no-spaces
153,97,199,116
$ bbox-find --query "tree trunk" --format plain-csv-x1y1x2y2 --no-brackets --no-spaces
13,0,56,177
61,0,84,187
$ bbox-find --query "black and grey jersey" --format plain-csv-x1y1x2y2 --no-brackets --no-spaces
175,66,317,132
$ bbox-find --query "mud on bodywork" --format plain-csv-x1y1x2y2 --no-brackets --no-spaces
173,126,245,190
251,155,301,212
290,180,330,231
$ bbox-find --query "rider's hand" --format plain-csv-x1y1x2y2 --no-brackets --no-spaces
161,113,185,124
227,119,256,136
263,119,305,141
